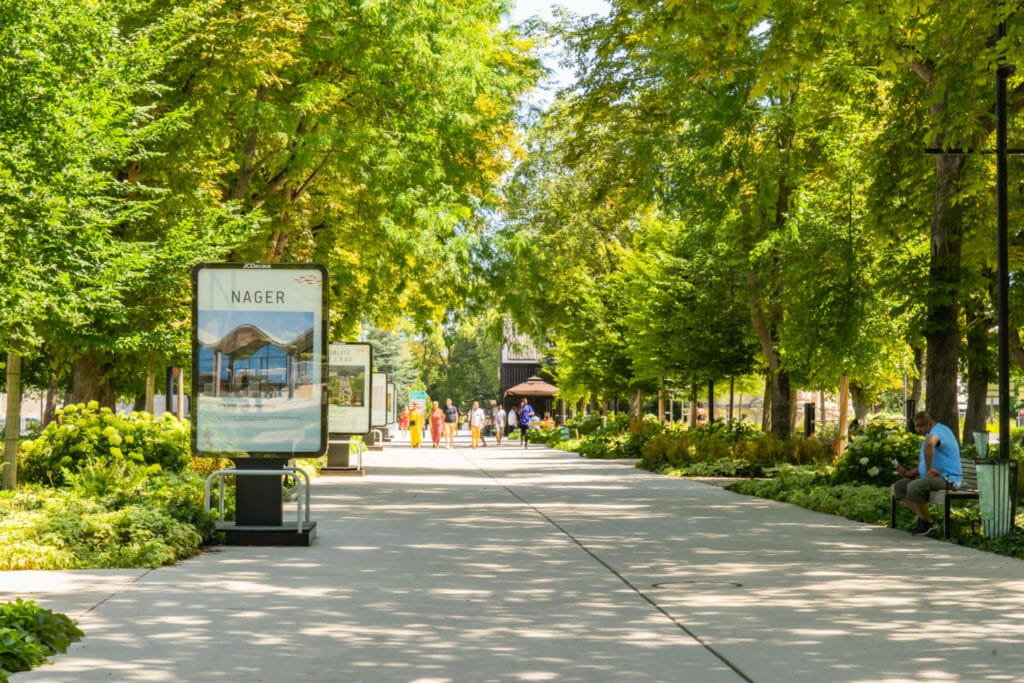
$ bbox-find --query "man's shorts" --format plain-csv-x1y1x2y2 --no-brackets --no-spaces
892,475,949,504
444,422,457,438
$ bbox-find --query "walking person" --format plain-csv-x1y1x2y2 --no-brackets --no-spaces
507,402,519,445
443,398,459,449
429,400,445,449
408,402,424,449
398,407,409,441
493,402,507,446
469,401,486,449
479,402,488,447
518,398,535,448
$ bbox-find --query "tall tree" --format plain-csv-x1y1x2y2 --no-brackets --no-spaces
59,0,542,402
0,0,182,485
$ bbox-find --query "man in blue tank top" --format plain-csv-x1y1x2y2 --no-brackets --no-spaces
892,411,963,536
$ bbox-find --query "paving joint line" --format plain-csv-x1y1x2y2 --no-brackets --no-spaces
461,449,754,683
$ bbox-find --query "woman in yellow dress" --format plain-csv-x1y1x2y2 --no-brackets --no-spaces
408,402,424,448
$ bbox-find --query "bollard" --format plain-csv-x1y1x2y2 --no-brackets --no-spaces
804,402,815,436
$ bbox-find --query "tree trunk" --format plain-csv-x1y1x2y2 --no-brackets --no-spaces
3,351,22,490
145,351,156,414
747,265,789,437
910,345,924,410
836,374,850,456
788,387,798,434
43,371,60,426
924,153,966,437
630,390,642,419
689,383,698,428
658,384,666,424
70,354,117,408
729,377,735,423
761,374,772,432
849,383,870,424
962,297,992,446
770,369,791,438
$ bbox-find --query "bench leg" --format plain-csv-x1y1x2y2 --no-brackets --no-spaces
944,501,952,539
890,494,897,528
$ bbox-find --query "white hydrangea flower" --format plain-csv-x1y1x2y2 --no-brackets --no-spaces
859,457,869,465
868,466,880,477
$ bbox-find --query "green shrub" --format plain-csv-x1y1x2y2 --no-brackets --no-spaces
832,422,921,486
575,435,617,459
61,457,217,540
618,416,663,459
526,428,563,447
727,476,895,526
639,430,685,469
0,485,205,570
19,403,190,487
567,413,630,438
663,458,766,477
0,599,82,680
638,423,834,473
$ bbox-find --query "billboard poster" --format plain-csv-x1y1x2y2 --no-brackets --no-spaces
191,263,328,457
328,343,372,435
387,382,396,424
371,372,388,428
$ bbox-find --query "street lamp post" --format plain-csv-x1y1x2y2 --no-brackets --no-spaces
996,17,1011,460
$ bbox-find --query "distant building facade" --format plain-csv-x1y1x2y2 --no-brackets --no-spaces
500,325,561,419
499,328,541,402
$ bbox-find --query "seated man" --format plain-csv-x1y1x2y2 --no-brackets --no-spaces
892,411,963,536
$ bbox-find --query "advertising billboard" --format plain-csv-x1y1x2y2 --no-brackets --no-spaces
191,263,328,457
328,342,372,435
371,372,388,428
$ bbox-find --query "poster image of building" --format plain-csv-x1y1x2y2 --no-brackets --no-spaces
197,310,315,400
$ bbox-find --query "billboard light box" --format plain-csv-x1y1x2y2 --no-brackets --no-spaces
328,342,372,435
191,263,328,457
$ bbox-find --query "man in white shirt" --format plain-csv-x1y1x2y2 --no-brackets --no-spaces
493,402,507,446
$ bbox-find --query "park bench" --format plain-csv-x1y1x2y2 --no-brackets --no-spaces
889,460,978,540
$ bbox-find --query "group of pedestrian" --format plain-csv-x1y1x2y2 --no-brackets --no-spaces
400,397,540,449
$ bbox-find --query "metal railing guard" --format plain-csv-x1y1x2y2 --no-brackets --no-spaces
204,466,311,532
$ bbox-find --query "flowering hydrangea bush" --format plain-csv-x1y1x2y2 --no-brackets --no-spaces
832,422,922,486
18,402,190,487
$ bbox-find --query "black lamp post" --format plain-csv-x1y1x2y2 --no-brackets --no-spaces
996,17,1011,461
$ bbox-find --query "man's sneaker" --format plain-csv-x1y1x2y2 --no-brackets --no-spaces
911,519,933,536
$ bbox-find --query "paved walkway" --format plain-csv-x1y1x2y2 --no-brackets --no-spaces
4,440,1024,682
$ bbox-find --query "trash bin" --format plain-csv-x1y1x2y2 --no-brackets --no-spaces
975,459,1018,538
973,431,989,457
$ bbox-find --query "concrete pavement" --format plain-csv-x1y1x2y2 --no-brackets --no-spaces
3,439,1024,682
